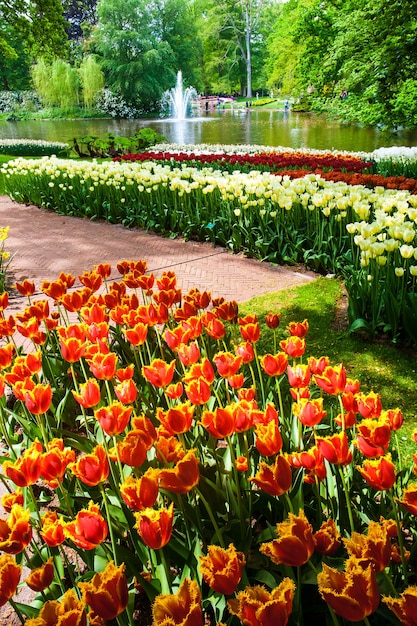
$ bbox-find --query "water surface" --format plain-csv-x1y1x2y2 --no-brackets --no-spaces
1,109,417,152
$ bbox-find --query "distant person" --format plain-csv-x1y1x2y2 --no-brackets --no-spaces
284,99,289,111
205,101,209,112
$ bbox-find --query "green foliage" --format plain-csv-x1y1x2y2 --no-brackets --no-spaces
265,0,417,128
79,55,105,108
93,0,202,111
70,129,167,157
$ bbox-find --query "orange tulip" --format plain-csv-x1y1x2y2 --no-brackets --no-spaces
79,561,128,621
69,444,110,486
123,322,148,347
72,378,101,408
0,343,14,369
317,556,380,622
293,397,326,427
0,504,32,554
214,299,238,322
235,341,255,363
255,419,283,456
114,378,138,404
41,278,67,300
200,543,246,595
152,578,203,626
24,589,86,626
135,503,174,549
88,351,118,380
265,312,280,329
313,519,341,556
383,586,417,626
309,355,330,375
155,434,185,464
40,438,76,488
116,430,151,468
185,377,211,405
279,336,306,358
0,554,21,606
235,455,249,471
40,510,66,547
24,382,53,414
165,381,184,399
289,445,327,483
201,405,235,439
397,483,417,516
259,352,288,377
164,325,192,350
287,319,309,337
26,556,55,592
204,316,225,340
64,502,108,550
59,288,92,312
95,401,133,436
214,351,243,377
357,391,382,419
1,488,24,513
3,439,43,487
239,321,260,343
159,449,200,494
142,358,176,387
249,455,292,497
316,432,352,466
343,520,391,573
60,336,87,363
15,279,36,296
356,416,392,456
314,364,347,395
120,469,160,511
228,579,295,626
177,341,201,366
260,509,314,567
156,402,194,435
357,454,396,491
78,270,103,292
383,407,404,431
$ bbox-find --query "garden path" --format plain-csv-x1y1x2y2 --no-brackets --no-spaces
0,194,317,624
0,195,317,308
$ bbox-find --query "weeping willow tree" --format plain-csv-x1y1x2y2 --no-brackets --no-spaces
79,55,104,107
32,59,80,107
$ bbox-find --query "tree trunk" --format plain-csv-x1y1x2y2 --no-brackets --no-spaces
245,5,252,98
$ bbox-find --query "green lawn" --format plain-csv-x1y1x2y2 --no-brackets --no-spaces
241,276,417,461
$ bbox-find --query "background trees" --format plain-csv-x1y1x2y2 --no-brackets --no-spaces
1,0,417,127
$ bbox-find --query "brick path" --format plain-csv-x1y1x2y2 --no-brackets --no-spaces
0,195,317,306
0,195,317,623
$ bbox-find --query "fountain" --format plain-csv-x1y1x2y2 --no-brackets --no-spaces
161,71,197,120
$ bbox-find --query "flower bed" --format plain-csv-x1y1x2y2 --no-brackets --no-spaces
0,263,415,625
3,147,417,343
0,139,69,157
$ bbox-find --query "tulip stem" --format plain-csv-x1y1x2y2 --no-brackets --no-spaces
388,489,408,584
338,465,355,534
100,484,119,566
8,599,25,624
195,487,225,548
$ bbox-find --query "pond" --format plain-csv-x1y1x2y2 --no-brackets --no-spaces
1,109,417,152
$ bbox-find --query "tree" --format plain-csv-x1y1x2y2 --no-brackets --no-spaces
0,0,69,76
32,59,79,107
62,0,98,41
200,0,267,98
79,55,104,106
93,0,203,111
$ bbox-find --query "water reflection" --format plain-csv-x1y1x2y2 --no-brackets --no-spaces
1,109,417,152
